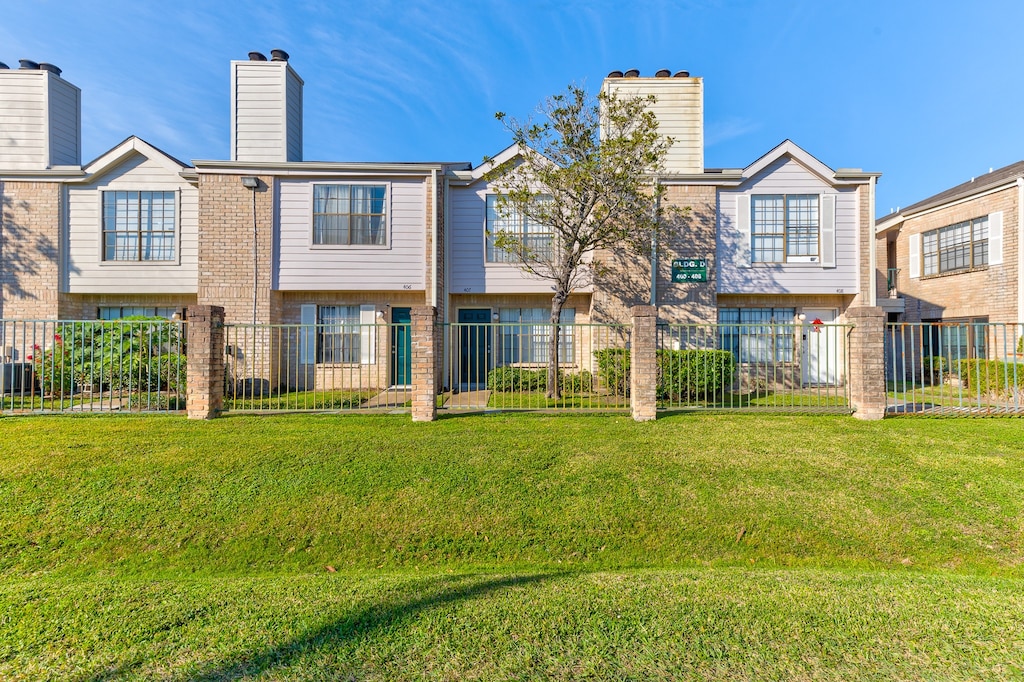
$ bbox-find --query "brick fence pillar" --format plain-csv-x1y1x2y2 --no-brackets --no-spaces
186,305,226,420
411,306,438,422
630,305,658,422
846,306,887,420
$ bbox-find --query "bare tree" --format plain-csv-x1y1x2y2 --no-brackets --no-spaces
488,85,674,398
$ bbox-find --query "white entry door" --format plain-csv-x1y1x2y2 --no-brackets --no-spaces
802,308,840,385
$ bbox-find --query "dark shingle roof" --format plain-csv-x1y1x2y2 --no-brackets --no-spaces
883,160,1024,223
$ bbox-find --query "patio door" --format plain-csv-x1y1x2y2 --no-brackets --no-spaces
458,309,491,391
391,307,412,387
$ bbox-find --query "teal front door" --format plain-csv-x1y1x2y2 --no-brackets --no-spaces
458,309,491,390
391,307,412,386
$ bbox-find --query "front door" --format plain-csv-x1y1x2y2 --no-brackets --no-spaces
802,308,840,385
458,309,491,391
391,307,412,387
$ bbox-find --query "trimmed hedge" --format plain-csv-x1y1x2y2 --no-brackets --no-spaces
957,359,1024,398
485,366,594,394
594,348,736,399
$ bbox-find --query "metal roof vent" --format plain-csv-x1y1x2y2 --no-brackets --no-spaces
623,68,640,77
18,59,39,70
38,63,61,76
607,70,624,78
248,51,268,61
673,70,690,78
0,61,8,70
655,69,671,77
270,49,289,62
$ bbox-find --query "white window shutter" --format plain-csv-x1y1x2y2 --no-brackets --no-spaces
908,233,921,279
736,194,751,268
989,211,1003,265
820,194,836,268
300,304,317,364
359,304,376,365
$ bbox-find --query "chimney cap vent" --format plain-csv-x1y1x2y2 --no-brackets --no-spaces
607,70,624,78
18,59,39,70
623,68,640,77
655,69,671,77
38,63,61,76
0,61,8,70
248,51,268,61
673,70,690,78
270,49,289,62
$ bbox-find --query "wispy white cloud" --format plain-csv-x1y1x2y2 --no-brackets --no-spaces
704,117,760,147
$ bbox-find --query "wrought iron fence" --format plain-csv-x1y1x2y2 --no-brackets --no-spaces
657,322,852,413
886,322,1024,416
0,318,186,413
223,322,412,412
439,322,631,411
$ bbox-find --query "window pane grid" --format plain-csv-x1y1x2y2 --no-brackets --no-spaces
317,305,360,363
313,185,386,246
498,308,574,364
102,191,176,261
922,216,990,275
486,195,554,262
718,307,795,363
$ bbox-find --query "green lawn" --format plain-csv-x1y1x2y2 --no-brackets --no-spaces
1,413,1023,679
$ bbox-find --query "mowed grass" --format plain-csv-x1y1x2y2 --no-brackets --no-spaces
2,413,1024,679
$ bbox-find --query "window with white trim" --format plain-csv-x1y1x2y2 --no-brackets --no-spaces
102,191,176,261
922,217,988,276
98,306,176,320
486,195,553,262
317,305,361,363
718,307,796,363
498,308,574,364
751,194,819,263
313,184,387,246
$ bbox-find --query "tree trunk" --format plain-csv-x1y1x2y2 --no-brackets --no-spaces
547,290,568,400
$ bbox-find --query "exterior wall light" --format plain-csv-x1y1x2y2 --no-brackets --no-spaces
240,176,259,189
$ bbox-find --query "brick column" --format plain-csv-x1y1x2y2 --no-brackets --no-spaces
630,305,658,422
846,306,887,420
411,306,438,422
186,305,226,420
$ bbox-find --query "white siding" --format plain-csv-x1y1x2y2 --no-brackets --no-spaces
276,177,427,290
0,71,47,169
232,61,303,163
603,77,703,174
717,156,860,295
449,183,559,294
65,153,198,294
47,75,80,166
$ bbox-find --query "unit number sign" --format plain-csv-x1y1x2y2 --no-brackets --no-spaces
671,258,708,283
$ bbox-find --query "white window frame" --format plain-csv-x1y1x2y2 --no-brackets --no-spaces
485,194,554,263
921,216,989,276
750,194,820,264
98,189,180,264
310,183,390,249
299,304,376,365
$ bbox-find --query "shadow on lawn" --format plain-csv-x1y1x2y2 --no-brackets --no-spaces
180,572,565,681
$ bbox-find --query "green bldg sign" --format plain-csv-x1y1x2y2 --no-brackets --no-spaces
671,258,708,283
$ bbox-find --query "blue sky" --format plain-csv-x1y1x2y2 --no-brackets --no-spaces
2,0,1021,217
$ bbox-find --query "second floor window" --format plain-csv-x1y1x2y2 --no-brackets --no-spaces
102,191,176,261
313,184,387,246
751,194,819,263
922,217,988,275
486,195,553,262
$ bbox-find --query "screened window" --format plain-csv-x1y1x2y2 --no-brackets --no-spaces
102,191,176,261
98,306,177,320
922,217,988,275
486,195,553,262
498,308,575,364
751,194,819,263
313,185,387,246
317,305,361,363
718,308,796,363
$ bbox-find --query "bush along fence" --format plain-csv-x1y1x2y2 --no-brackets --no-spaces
2,304,905,420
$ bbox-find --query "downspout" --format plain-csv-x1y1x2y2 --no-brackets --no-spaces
868,176,877,307
1018,178,1024,326
650,176,660,307
442,172,451,387
431,168,438,309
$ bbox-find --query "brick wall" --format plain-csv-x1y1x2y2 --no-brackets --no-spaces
893,185,1019,323
0,181,63,319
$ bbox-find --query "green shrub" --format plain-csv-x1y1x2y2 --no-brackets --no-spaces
594,348,631,396
560,370,593,395
486,366,546,392
657,349,736,400
922,355,948,375
957,359,1024,397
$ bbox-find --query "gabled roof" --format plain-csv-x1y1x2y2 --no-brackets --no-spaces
744,139,835,182
468,142,528,182
81,136,191,179
877,160,1024,232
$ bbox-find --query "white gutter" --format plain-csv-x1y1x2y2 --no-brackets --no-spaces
430,168,438,309
1018,178,1024,325
869,175,877,306
442,172,452,385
